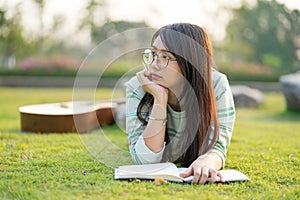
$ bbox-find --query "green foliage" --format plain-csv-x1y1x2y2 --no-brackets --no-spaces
102,59,142,78
0,4,28,63
0,55,79,77
78,0,105,44
95,20,150,43
0,88,299,199
216,59,280,82
0,1,69,69
0,56,141,78
78,0,149,44
224,0,300,72
0,67,77,77
261,54,282,68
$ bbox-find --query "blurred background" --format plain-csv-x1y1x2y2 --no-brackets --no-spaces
0,0,299,85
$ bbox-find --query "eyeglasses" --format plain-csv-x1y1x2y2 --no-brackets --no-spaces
142,49,176,70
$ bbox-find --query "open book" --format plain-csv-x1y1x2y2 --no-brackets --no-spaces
114,162,250,183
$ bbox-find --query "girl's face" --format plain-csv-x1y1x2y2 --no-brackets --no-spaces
149,36,184,92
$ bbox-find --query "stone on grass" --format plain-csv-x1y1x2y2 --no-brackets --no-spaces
280,72,300,112
230,85,264,108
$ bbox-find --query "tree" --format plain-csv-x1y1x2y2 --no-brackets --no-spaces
0,4,27,67
78,0,150,43
78,0,106,44
96,20,149,42
31,0,67,54
224,0,300,72
0,1,69,68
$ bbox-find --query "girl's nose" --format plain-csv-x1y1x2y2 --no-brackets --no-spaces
150,56,160,71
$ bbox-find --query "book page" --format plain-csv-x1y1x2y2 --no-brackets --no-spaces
177,168,249,183
219,170,250,182
115,163,184,182
177,168,194,182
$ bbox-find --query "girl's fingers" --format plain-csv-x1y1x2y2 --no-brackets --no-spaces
208,168,217,184
191,165,201,184
198,167,209,185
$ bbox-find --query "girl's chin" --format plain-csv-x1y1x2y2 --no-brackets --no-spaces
153,80,167,88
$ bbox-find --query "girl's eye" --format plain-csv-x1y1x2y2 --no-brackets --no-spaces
162,54,170,60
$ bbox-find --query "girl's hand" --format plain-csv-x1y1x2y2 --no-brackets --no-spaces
179,153,225,184
136,69,168,102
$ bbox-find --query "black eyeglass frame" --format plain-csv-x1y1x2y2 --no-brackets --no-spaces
142,48,177,70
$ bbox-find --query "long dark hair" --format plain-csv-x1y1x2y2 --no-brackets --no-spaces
137,23,219,167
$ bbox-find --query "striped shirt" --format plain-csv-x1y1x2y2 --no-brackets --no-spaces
126,69,235,167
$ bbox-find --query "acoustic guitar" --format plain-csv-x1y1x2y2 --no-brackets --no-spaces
19,99,125,133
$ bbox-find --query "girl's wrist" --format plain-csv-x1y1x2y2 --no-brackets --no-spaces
148,116,167,126
153,95,168,106
205,152,223,170
150,101,167,122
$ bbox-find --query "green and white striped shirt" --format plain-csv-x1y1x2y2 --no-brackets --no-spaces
126,69,235,167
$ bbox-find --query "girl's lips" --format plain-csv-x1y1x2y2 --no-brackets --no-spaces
150,73,162,80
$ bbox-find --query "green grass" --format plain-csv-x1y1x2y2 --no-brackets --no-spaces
0,87,299,199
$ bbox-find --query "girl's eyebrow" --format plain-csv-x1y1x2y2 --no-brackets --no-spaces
151,45,172,54
151,45,158,50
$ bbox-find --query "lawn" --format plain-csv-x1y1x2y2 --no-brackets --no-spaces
0,87,299,199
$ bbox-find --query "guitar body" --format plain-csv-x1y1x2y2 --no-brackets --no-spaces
19,101,118,133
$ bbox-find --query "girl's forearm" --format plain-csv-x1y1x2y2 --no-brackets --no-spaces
143,100,167,153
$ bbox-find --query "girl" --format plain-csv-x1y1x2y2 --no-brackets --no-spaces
126,23,235,184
